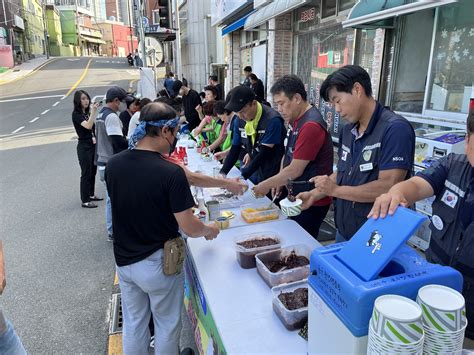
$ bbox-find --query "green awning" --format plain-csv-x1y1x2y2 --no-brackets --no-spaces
343,0,458,28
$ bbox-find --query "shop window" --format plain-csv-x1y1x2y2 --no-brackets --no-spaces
427,1,474,115
321,0,336,18
338,0,356,12
152,9,160,25
293,26,355,140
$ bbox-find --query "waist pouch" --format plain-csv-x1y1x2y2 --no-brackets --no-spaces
163,237,186,275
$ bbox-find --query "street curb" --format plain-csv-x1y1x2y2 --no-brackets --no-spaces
0,58,58,86
108,272,123,355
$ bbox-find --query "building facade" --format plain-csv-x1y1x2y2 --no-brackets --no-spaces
98,19,137,56
22,0,46,57
0,0,26,66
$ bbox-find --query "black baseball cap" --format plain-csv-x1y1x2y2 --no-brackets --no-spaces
106,86,128,101
172,80,183,94
225,85,255,113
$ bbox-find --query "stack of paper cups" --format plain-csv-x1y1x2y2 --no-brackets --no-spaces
368,295,424,355
417,285,467,354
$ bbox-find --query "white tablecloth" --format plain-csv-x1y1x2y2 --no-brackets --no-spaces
187,220,321,354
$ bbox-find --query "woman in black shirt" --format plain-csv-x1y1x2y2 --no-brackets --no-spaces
72,90,102,208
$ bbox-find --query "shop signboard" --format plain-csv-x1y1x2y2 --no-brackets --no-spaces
184,254,226,355
14,15,24,30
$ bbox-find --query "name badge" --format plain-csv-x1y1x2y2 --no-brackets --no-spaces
341,150,348,161
360,163,373,172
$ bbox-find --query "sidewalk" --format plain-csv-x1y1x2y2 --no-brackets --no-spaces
0,56,56,85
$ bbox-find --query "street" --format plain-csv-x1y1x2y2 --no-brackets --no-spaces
0,57,139,353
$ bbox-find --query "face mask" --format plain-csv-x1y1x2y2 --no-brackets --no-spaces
118,101,127,112
166,132,178,156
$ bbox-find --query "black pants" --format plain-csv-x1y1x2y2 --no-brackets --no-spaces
77,140,97,203
292,204,330,240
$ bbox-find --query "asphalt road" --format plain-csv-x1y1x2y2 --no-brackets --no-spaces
0,57,139,353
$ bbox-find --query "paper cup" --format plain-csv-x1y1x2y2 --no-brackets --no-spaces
373,295,423,344
214,216,230,230
417,284,466,332
368,322,424,354
280,198,303,217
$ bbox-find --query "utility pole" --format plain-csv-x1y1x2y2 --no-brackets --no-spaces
173,0,181,79
41,1,49,59
139,0,146,66
127,0,133,53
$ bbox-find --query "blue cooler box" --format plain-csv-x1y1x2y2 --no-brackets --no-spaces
307,243,463,354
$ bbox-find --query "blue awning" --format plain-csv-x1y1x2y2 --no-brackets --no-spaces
343,0,458,28
222,11,255,36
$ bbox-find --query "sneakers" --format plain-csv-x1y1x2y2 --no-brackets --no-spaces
107,234,114,242
82,202,98,208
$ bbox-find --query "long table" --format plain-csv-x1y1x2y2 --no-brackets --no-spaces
179,139,321,354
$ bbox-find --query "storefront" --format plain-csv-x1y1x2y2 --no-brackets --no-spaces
343,0,473,129
291,0,387,141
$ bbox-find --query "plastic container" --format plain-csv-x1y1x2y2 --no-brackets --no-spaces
256,244,311,287
234,232,281,269
272,279,308,330
240,201,280,224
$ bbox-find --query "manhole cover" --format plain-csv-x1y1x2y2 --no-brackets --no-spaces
109,293,123,334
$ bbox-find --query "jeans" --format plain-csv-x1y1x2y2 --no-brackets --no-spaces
98,166,113,236
0,317,26,355
292,204,330,240
117,249,184,355
77,140,97,203
335,230,347,243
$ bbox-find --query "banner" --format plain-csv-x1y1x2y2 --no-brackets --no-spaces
184,254,226,355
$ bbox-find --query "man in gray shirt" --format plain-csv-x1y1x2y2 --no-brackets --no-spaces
96,86,128,241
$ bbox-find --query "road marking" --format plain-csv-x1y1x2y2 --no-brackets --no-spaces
41,109,50,115
64,58,93,98
11,126,25,134
30,117,40,123
67,58,80,61
0,94,64,103
52,101,60,107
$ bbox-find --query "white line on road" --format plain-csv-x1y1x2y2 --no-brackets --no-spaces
11,126,25,134
0,94,65,103
41,109,50,115
52,101,60,107
29,117,40,123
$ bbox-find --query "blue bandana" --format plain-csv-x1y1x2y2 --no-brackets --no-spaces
128,117,180,149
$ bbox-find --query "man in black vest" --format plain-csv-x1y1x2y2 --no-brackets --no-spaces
221,85,285,184
253,75,333,239
297,65,415,242
369,111,474,340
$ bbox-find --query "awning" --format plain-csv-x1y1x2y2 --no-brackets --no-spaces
222,11,255,36
343,0,458,29
244,0,309,31
81,35,106,44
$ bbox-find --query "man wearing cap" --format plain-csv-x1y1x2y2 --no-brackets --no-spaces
96,86,129,241
220,85,285,185
172,80,202,131
106,102,220,354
